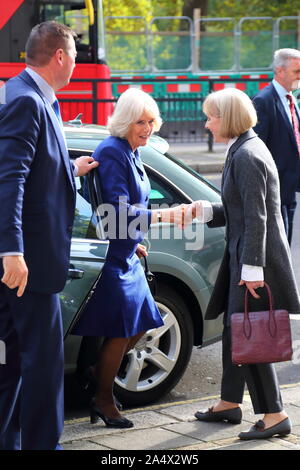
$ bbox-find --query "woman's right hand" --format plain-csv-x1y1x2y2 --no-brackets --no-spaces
239,279,265,299
173,204,194,228
191,200,204,220
153,204,195,228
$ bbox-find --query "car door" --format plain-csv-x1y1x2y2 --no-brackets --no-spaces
60,159,108,340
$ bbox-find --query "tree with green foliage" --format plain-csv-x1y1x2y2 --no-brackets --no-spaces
182,0,208,18
102,0,300,72
103,0,184,20
103,0,186,71
207,0,300,18
206,0,300,70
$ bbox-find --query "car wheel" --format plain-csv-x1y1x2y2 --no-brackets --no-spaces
114,283,194,407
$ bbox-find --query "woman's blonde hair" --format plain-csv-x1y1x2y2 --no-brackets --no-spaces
203,88,257,138
108,88,162,137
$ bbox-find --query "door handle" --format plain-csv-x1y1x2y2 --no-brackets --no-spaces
68,268,84,279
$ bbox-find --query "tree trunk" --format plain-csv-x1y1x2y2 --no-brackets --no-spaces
182,0,209,18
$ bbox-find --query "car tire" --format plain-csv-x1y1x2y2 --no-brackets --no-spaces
114,283,194,407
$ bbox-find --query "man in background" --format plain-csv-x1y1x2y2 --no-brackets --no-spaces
253,48,300,245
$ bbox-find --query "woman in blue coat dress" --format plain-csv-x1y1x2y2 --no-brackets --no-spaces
73,89,194,428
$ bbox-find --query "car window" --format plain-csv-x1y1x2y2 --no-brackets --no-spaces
72,175,98,240
72,167,188,240
147,169,189,208
140,145,221,204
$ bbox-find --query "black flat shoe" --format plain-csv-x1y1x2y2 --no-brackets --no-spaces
238,417,291,440
84,367,123,411
194,406,242,424
90,400,133,429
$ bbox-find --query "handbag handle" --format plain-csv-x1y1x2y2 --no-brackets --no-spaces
243,282,277,340
141,254,154,280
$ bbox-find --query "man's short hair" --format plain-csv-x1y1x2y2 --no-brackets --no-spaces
25,21,76,66
273,48,300,71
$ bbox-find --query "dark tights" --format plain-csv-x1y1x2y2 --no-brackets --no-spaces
94,332,145,418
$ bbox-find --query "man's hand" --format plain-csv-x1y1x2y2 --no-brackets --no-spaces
1,256,28,297
75,155,99,176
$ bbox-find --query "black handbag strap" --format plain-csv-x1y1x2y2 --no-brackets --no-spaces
141,254,151,275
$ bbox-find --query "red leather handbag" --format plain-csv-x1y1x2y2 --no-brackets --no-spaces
231,283,293,365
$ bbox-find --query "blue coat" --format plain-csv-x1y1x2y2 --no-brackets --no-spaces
0,70,76,293
253,83,300,204
73,136,163,338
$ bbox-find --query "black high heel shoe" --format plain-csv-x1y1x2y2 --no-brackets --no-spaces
90,399,133,428
84,367,123,411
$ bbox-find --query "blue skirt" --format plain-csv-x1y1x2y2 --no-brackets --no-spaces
72,248,163,338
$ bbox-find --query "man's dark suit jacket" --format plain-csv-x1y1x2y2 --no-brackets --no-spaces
253,82,300,205
0,70,76,293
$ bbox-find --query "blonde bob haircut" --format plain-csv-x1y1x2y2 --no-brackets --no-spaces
203,88,257,139
108,88,162,138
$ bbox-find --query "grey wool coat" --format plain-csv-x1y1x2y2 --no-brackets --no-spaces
205,128,300,323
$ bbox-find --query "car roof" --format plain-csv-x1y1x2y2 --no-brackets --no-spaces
64,123,170,155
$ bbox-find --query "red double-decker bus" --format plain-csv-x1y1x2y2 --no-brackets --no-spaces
0,0,113,124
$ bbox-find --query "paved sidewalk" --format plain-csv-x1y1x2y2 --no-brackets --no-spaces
62,383,300,451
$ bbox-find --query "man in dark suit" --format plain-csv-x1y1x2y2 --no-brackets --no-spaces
253,48,300,245
0,21,98,450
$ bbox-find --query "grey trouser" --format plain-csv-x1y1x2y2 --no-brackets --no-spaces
221,325,283,414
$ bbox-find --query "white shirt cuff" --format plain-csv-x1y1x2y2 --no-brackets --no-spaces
0,252,24,257
193,200,213,223
241,264,264,281
73,164,79,177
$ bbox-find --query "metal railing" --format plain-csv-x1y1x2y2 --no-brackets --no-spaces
4,75,297,147
58,76,276,147
104,15,300,74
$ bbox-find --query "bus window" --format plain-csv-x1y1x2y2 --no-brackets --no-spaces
39,2,93,63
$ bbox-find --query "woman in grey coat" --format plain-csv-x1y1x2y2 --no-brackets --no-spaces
193,88,300,440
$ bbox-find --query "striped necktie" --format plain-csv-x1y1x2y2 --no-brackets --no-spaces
286,93,300,158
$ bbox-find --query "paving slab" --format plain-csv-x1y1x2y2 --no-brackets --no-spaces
158,398,255,425
61,419,125,443
284,404,300,426
90,427,202,451
63,440,110,450
158,399,217,422
62,410,176,443
214,439,292,451
61,384,300,451
279,387,300,406
163,420,248,443
288,424,300,437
